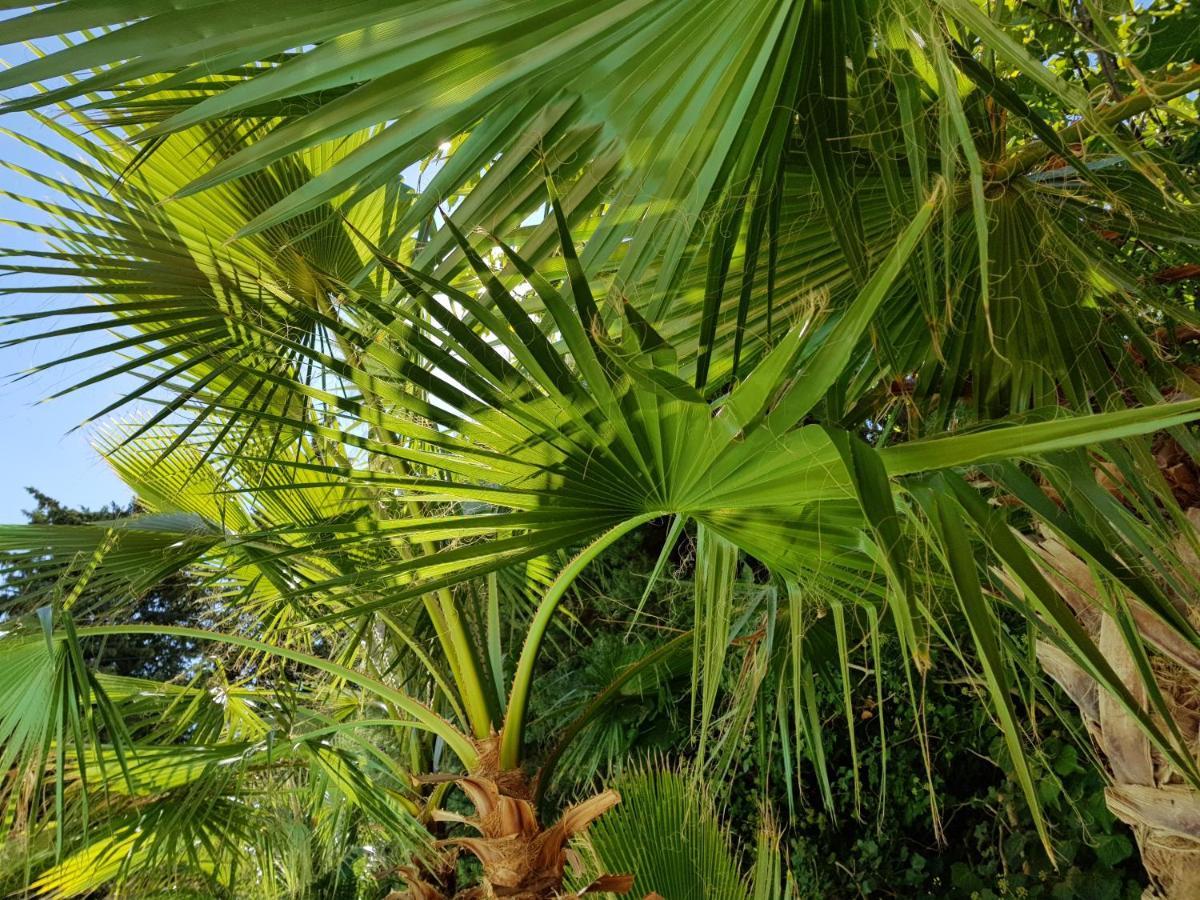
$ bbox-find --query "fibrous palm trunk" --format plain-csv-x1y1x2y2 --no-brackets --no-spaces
399,738,635,899
1033,516,1200,899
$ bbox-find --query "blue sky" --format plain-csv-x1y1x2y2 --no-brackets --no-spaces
0,42,133,522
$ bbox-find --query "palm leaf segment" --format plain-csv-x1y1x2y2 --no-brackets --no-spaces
14,171,1200,747
2,1,1197,314
0,0,809,277
0,616,440,897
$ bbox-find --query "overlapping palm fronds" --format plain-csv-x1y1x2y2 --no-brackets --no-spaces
1,1,1196,323
2,2,1200,896
567,766,786,899
4,166,1200,891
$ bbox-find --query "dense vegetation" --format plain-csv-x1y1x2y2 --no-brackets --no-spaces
0,1,1198,897
557,532,1151,898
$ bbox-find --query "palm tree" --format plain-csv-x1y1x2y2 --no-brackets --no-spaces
1,1,1199,896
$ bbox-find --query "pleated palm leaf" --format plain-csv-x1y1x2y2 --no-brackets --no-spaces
566,766,788,899
5,3,1198,432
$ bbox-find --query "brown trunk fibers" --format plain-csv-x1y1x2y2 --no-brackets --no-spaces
1029,519,1200,898
397,736,638,899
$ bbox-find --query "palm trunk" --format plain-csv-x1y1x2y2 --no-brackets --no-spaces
1033,520,1200,899
400,737,633,899
1038,638,1200,899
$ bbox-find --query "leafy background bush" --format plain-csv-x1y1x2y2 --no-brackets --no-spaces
759,661,1142,899
531,527,1146,898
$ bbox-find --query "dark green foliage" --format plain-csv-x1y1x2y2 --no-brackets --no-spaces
773,670,1143,898
582,768,751,899
1131,0,1200,69
563,546,1147,898
3,2,1200,895
18,489,130,528
527,527,695,801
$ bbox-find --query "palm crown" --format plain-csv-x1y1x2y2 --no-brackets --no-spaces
1,1,1200,896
